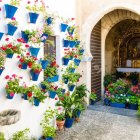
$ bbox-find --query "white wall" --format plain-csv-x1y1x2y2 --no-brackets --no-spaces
0,0,76,139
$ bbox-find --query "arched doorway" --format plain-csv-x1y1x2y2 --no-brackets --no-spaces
89,9,140,101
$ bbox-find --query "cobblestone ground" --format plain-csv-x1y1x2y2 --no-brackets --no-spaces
55,105,140,140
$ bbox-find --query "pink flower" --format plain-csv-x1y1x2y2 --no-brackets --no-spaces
12,17,16,20
5,75,10,79
58,107,61,110
5,38,9,41
12,74,16,78
17,55,20,58
10,92,14,97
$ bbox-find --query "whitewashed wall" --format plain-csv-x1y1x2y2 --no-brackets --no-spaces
0,0,76,139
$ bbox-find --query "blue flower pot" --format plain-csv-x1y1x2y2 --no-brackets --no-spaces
21,63,27,70
47,75,59,83
79,49,84,55
46,137,53,140
0,32,4,40
22,94,28,100
29,47,40,57
68,85,75,92
61,89,66,93
110,102,125,108
41,34,48,43
69,56,73,60
65,118,74,128
7,24,17,36
69,68,75,73
0,68,4,75
49,91,57,99
5,4,18,19
7,94,14,99
6,53,14,58
76,41,80,46
41,60,49,69
34,98,40,106
90,100,95,105
63,39,69,47
64,78,68,84
31,71,40,81
21,31,29,43
46,17,53,25
41,84,46,90
29,12,39,24
74,59,81,66
67,26,74,35
76,111,81,118
104,98,110,105
60,23,68,32
69,41,76,48
63,58,70,65
128,104,138,110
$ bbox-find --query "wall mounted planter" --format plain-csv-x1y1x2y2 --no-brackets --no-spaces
110,102,125,108
0,68,4,75
29,47,40,58
46,137,53,140
0,32,4,40
60,23,68,32
63,39,70,47
5,4,18,19
47,75,59,83
34,98,40,106
64,78,68,84
29,12,39,24
63,58,70,65
74,59,81,66
41,84,46,90
68,84,75,92
49,91,57,99
30,70,40,81
79,49,84,55
21,31,29,43
69,68,75,73
6,53,14,58
41,33,48,43
128,104,138,110
67,26,74,35
76,41,80,46
41,60,49,69
7,94,14,99
69,41,76,48
46,17,53,25
21,63,28,70
65,118,74,128
7,24,17,36
22,94,28,100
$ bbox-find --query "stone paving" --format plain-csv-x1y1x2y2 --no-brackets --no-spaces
55,104,140,140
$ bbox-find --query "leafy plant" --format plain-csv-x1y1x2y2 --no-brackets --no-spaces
104,75,113,88
90,89,97,101
8,17,18,26
127,96,138,104
56,112,65,121
10,0,21,6
31,63,42,73
0,132,5,140
0,50,6,68
137,99,140,115
11,128,30,140
109,94,126,104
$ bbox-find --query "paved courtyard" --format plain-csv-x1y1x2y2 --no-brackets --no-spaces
56,104,140,140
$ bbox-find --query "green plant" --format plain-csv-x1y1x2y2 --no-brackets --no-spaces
137,99,140,115
10,0,21,6
31,63,42,73
8,18,18,26
90,89,97,101
11,128,30,140
0,132,5,140
109,95,126,104
44,66,58,78
43,25,54,36
0,50,6,68
104,75,113,88
42,126,56,138
128,96,138,104
56,112,65,121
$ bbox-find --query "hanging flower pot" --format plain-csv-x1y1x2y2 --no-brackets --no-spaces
0,68,4,75
63,39,70,47
41,34,48,43
68,84,75,91
60,23,68,32
29,47,40,57
49,91,57,99
21,31,29,43
69,68,75,73
47,75,59,83
7,24,17,36
69,41,76,48
22,94,28,100
6,93,15,99
128,104,138,110
67,26,74,35
0,32,4,40
63,78,68,84
63,58,70,66
29,12,39,24
65,118,74,128
30,70,40,81
74,59,81,66
46,17,53,25
6,53,14,58
5,4,18,19
20,63,28,70
41,84,46,90
34,97,40,106
79,49,84,55
41,60,49,69
46,137,53,140
110,102,125,108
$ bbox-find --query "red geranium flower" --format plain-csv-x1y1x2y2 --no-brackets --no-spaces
20,58,24,63
26,52,30,56
11,17,16,20
27,92,32,97
28,62,32,68
5,75,10,79
55,97,58,100
25,44,29,48
18,64,22,68
17,55,20,58
5,38,9,41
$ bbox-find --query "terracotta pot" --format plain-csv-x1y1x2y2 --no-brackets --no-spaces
56,120,65,130
75,117,80,122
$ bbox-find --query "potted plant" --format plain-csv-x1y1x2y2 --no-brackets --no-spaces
18,55,29,70
0,32,4,40
30,63,42,81
74,56,82,66
0,132,5,140
0,50,6,75
1,38,23,58
48,84,59,99
129,72,139,85
67,24,77,36
56,112,65,130
40,55,51,70
66,63,77,73
21,30,31,43
7,17,18,36
104,74,113,89
11,128,30,140
27,56,37,68
63,54,71,66
90,89,97,105
127,96,138,110
5,0,21,19
5,74,21,99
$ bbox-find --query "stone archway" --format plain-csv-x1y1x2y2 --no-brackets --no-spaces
81,7,140,102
